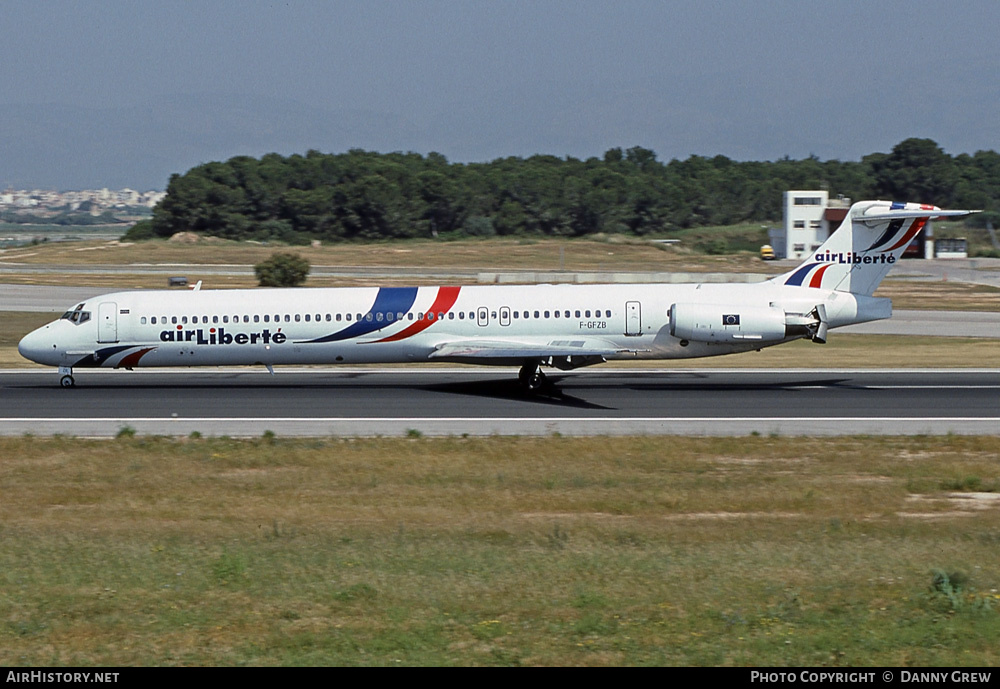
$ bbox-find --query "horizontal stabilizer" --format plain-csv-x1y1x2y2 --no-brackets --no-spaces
858,207,979,224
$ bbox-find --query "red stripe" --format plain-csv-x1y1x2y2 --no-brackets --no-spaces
808,264,831,288
116,347,155,368
884,217,927,252
371,286,462,343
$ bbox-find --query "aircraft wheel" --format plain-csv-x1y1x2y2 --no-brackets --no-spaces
60,375,75,388
518,364,546,393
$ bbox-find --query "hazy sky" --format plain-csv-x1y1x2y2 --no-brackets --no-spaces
3,0,999,189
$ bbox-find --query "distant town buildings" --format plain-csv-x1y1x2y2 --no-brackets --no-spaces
0,188,165,213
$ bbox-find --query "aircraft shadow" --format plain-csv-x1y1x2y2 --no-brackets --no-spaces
620,377,855,392
422,378,614,410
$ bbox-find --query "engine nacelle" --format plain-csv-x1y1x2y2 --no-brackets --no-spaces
669,303,787,344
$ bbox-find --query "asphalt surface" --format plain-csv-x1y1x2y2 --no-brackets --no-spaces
1,368,997,436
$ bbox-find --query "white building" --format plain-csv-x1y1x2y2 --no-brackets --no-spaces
769,191,851,260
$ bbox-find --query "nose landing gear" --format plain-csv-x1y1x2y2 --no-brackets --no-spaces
58,366,75,388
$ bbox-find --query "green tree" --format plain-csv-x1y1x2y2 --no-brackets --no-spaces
868,138,958,205
254,252,310,287
122,219,155,240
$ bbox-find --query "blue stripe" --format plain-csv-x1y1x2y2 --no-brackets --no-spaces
73,345,134,368
890,201,905,210
783,264,817,287
866,218,904,251
299,287,419,343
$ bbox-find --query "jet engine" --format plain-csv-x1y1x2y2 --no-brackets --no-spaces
669,303,787,344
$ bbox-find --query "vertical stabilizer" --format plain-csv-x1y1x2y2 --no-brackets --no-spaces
772,201,976,296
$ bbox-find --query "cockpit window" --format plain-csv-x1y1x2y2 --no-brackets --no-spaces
59,304,91,325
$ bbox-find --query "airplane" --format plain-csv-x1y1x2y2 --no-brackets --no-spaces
18,200,977,391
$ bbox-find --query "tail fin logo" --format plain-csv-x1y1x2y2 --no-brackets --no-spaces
782,253,893,288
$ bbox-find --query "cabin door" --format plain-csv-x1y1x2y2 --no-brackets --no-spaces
98,302,118,343
625,301,642,336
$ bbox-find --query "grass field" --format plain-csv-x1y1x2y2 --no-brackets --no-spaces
0,235,784,274
1,435,998,666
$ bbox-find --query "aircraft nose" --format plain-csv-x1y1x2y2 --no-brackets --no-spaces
18,325,56,365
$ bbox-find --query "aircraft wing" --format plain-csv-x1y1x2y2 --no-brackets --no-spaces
428,337,627,361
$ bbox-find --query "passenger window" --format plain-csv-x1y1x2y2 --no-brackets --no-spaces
141,317,147,325
284,315,290,322
172,316,178,324
295,314,301,322
534,311,539,319
151,317,157,324
254,315,260,323
544,311,550,318
554,311,560,318
264,315,270,322
606,310,611,318
346,314,352,321
182,316,188,324
223,316,229,323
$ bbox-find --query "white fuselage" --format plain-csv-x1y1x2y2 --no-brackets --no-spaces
18,280,889,371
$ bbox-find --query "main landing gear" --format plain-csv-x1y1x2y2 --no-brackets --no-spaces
518,362,547,393
58,366,75,388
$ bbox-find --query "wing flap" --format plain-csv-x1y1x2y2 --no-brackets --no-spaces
429,337,624,360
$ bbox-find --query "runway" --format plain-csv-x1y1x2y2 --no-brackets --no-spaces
1,368,997,437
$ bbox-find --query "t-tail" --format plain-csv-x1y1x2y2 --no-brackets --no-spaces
772,201,978,296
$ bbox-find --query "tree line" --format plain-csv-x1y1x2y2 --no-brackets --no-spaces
129,138,999,243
